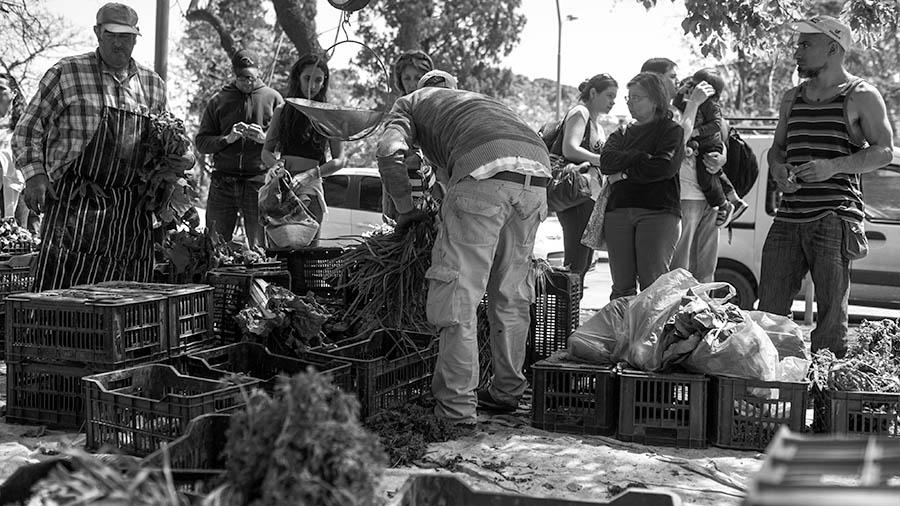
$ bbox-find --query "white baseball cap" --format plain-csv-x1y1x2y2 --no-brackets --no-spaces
795,15,853,52
417,70,458,90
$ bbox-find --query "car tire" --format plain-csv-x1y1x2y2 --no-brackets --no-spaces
714,267,756,310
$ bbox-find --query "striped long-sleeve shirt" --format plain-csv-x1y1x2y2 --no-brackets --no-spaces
376,87,550,214
778,79,865,224
12,50,167,182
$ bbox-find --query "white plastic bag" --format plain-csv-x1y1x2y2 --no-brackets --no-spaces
614,268,699,371
567,296,632,365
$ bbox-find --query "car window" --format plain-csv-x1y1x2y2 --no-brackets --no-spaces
323,175,350,208
862,164,900,222
359,176,383,213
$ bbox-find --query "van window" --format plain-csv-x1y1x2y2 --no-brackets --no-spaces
359,176,383,213
862,164,900,222
323,175,350,208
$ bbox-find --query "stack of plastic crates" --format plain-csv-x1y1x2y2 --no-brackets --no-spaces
531,359,618,435
708,375,809,451
745,427,899,506
477,267,582,386
83,364,255,456
0,262,34,360
206,264,291,344
5,288,171,429
617,369,708,448
171,341,352,392
528,268,582,368
310,328,438,419
75,281,216,356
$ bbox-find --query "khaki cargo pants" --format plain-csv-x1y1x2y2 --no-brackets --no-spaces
426,175,547,423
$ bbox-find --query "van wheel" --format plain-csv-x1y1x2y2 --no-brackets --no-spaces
714,267,756,309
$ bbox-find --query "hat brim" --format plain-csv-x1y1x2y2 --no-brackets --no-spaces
101,23,140,35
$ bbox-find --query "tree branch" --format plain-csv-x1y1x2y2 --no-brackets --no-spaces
271,0,320,56
185,8,236,58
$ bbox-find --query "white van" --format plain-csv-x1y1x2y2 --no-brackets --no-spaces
318,167,566,263
715,127,900,309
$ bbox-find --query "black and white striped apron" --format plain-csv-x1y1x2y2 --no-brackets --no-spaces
33,66,154,291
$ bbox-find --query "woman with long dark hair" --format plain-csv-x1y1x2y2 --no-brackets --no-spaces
600,72,685,298
262,54,346,244
553,73,618,280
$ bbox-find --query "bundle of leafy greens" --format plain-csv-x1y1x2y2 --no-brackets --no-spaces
235,284,332,356
808,319,900,394
141,111,196,225
365,401,470,466
215,371,386,506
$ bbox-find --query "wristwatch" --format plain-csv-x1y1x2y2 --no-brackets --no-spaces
620,171,629,180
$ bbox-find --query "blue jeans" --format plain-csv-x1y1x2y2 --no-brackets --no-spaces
671,199,719,283
758,214,850,355
205,173,265,249
604,208,681,299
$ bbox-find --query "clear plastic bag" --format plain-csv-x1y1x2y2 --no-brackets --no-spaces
567,296,632,365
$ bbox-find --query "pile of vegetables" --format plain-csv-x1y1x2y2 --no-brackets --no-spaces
210,371,386,505
156,228,217,283
23,450,191,506
366,401,470,466
141,111,196,225
234,284,332,356
809,319,900,394
0,217,39,252
336,203,438,336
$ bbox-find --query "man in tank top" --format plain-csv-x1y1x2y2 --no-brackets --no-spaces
759,15,894,357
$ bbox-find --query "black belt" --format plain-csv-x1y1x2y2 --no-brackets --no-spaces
489,171,550,187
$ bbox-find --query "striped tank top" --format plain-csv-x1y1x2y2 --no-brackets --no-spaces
777,78,865,224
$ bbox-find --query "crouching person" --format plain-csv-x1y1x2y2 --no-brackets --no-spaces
376,74,550,426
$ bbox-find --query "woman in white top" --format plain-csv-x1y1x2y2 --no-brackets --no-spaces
555,74,618,279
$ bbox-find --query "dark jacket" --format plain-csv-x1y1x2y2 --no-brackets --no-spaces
195,81,283,177
600,116,684,216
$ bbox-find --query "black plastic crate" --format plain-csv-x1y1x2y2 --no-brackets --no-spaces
822,390,900,437
175,342,352,392
528,269,582,366
0,265,33,360
78,281,215,357
708,375,809,451
206,266,292,344
83,364,257,456
746,427,900,506
618,369,708,448
143,413,230,471
280,247,345,296
391,474,684,505
310,328,438,419
5,360,113,430
5,289,169,367
531,360,618,435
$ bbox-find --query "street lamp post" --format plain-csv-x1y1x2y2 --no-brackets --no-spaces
555,0,562,121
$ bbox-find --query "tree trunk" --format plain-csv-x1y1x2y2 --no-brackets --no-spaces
395,1,432,51
271,0,320,56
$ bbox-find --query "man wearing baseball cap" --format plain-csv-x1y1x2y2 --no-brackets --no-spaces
12,3,191,290
758,14,894,357
195,49,282,248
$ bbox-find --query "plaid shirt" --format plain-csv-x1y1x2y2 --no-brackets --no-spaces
12,50,167,182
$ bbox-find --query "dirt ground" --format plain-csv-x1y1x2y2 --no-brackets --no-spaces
0,363,760,506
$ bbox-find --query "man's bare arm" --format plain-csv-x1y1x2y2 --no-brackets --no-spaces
794,82,894,182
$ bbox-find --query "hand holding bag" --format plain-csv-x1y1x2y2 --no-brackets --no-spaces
546,159,593,212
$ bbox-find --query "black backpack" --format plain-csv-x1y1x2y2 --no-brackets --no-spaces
538,116,591,157
723,127,759,198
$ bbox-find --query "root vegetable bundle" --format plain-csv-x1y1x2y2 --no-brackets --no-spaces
337,212,437,336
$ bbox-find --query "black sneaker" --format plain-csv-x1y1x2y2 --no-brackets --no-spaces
476,389,519,413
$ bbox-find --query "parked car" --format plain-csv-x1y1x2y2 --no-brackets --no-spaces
319,167,566,264
715,128,900,309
